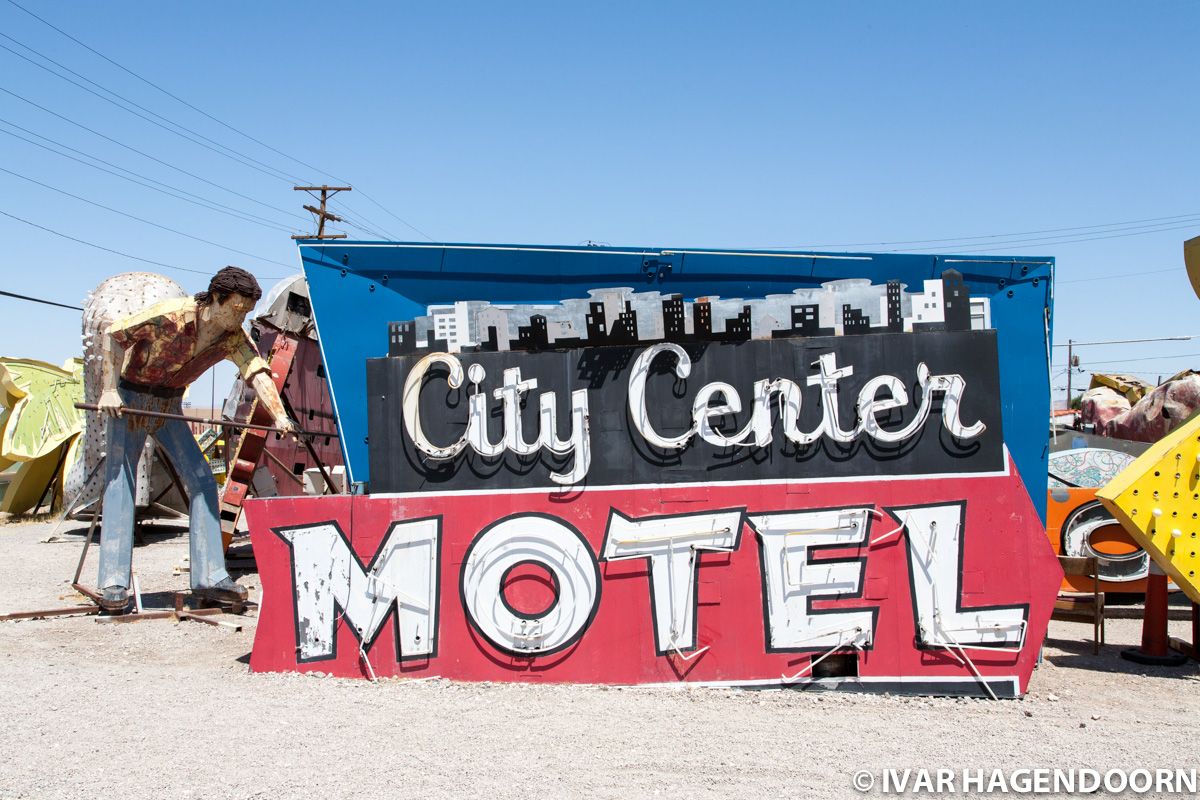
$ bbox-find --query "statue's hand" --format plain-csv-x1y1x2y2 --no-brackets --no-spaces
274,416,299,438
97,388,124,417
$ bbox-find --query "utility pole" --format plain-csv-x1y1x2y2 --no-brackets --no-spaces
1054,333,1196,403
1070,340,1080,412
292,185,352,240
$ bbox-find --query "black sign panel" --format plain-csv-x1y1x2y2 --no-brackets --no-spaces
366,331,1004,493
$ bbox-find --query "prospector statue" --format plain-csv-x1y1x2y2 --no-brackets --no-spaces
95,266,296,613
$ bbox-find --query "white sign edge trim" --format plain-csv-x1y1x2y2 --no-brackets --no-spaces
365,445,1014,500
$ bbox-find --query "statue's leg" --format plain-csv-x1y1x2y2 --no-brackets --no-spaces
153,415,229,590
96,412,148,591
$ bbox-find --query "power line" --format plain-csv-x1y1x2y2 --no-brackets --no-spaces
0,164,294,268
0,111,402,249
0,288,81,311
353,188,436,241
0,84,306,223
1052,335,1198,348
0,35,305,186
3,0,435,242
0,23,410,238
333,216,391,240
328,203,400,240
783,211,1200,250
0,118,297,233
326,200,388,238
3,0,327,179
1058,267,1177,285
1076,369,1175,378
891,219,1200,254
0,207,209,275
327,198,400,240
1055,352,1200,367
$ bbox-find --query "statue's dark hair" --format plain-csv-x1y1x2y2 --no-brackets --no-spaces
195,266,263,307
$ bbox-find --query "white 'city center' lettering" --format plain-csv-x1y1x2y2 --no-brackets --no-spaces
401,344,985,485
628,343,985,451
401,352,592,485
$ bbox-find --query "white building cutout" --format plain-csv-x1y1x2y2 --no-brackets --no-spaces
428,302,476,352
969,296,991,330
904,279,945,331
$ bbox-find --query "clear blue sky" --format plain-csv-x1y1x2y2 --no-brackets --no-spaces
1,1,1197,407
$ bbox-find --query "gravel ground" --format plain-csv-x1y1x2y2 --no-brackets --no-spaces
1,516,1198,799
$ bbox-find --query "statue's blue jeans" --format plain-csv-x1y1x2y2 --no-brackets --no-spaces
96,386,230,592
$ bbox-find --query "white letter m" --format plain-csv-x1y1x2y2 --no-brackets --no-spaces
275,518,440,662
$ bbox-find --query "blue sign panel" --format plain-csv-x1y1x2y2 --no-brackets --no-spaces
298,241,1053,520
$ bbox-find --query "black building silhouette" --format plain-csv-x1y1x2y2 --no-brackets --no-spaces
585,301,608,343
608,302,639,344
663,295,687,341
886,281,903,332
772,303,834,338
388,320,417,356
550,333,583,349
722,305,752,341
941,269,971,332
693,300,712,340
515,314,550,350
842,304,870,336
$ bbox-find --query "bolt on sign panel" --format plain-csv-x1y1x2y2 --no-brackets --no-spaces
247,242,1062,696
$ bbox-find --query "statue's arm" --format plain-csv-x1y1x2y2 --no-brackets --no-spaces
249,371,297,434
229,333,296,434
97,327,125,417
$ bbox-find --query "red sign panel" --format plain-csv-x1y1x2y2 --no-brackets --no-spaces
247,456,1060,697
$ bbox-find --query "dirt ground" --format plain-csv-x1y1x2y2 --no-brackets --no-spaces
1,516,1198,800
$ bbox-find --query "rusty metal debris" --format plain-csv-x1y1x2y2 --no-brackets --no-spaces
0,605,100,622
74,402,336,439
94,592,253,630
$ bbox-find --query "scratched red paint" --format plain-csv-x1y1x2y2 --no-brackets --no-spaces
246,456,1061,695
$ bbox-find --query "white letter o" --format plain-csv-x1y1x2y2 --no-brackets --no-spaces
461,513,600,656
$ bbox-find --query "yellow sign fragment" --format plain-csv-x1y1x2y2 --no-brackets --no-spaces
1098,414,1200,603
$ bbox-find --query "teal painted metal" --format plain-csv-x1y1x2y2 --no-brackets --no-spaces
298,240,1053,520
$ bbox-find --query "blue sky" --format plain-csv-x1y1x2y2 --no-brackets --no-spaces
1,1,1198,405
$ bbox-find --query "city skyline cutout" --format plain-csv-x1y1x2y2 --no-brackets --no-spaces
387,268,992,356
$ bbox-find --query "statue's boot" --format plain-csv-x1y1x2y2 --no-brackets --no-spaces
99,585,130,614
193,577,249,605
